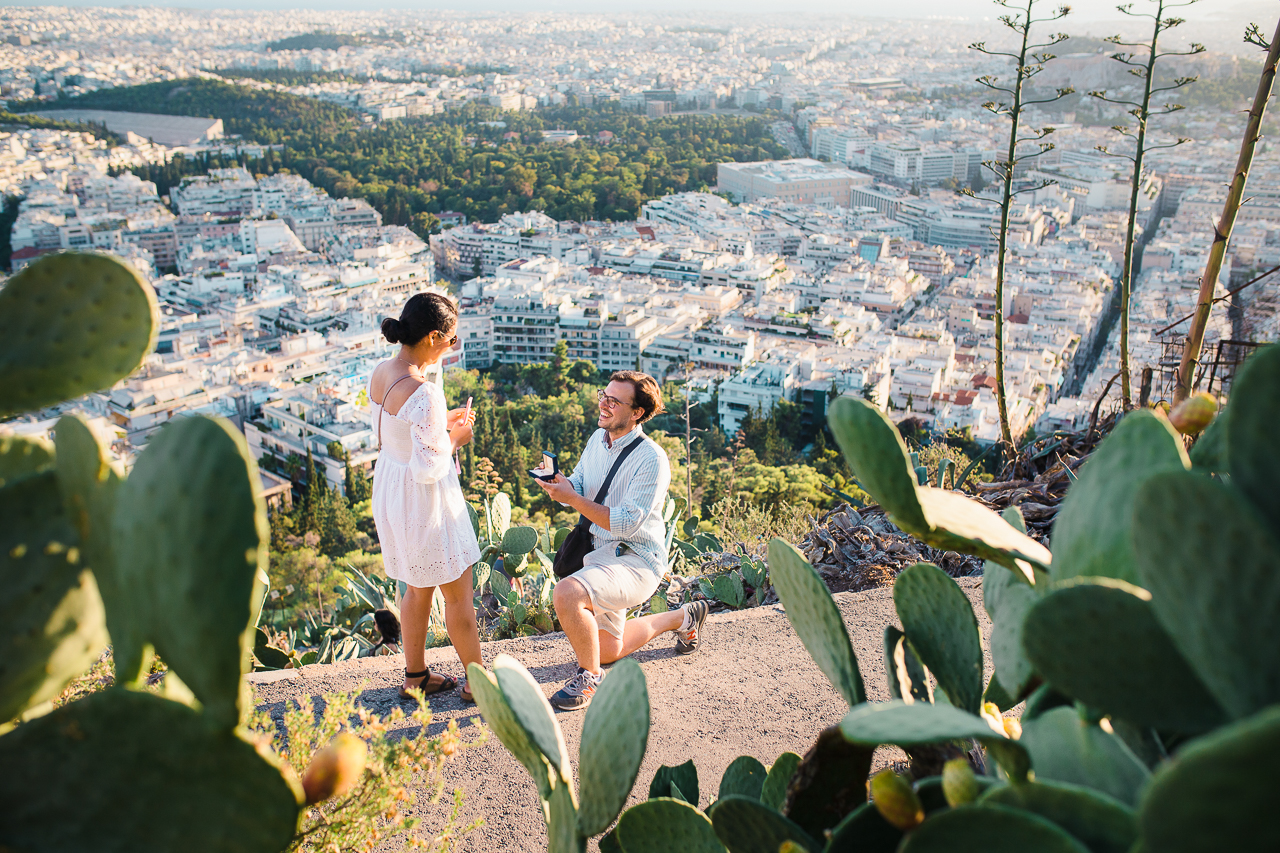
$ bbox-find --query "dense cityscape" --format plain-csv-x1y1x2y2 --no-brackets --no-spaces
2,6,1273,489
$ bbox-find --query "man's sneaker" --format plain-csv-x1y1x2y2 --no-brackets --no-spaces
550,667,603,711
675,600,709,655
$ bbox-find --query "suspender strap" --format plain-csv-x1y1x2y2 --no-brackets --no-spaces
577,436,644,531
376,373,420,444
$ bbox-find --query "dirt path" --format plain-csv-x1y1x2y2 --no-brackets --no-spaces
249,578,988,852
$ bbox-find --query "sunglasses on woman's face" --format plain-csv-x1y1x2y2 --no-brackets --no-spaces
436,331,459,346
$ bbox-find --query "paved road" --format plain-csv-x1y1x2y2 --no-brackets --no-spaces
250,579,989,852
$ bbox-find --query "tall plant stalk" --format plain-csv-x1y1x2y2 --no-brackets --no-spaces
969,0,1073,448
1176,19,1280,401
1091,0,1202,408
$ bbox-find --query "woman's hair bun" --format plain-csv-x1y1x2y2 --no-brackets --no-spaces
381,317,402,344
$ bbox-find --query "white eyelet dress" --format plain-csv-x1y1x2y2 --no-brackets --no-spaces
370,380,481,588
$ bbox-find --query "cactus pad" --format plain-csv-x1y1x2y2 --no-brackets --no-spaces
717,755,767,801
981,780,1137,853
0,687,300,852
1138,704,1280,853
615,798,727,853
768,539,865,706
0,434,54,489
0,471,107,722
546,777,584,853
893,563,983,713
650,760,699,804
0,253,157,417
112,416,267,730
577,658,650,836
782,725,874,839
1225,342,1279,529
502,525,539,556
760,752,801,811
884,625,932,703
493,653,572,779
897,804,1091,852
1133,471,1280,719
709,794,819,852
1022,579,1226,731
467,662,553,798
823,801,903,853
827,399,1050,576
53,415,147,684
1018,707,1150,807
839,701,1030,782
492,491,512,537
1051,411,1188,586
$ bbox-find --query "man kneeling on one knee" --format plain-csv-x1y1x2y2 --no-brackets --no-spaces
536,370,709,711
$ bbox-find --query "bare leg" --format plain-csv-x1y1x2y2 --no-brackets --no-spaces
554,577,602,674
401,584,453,691
441,567,482,693
599,609,685,664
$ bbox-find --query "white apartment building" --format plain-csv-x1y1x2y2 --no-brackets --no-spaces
716,159,871,207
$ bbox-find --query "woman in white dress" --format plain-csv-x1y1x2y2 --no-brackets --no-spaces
369,293,482,702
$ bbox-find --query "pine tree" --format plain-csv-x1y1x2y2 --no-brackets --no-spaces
318,486,359,556
344,459,371,504
298,444,325,535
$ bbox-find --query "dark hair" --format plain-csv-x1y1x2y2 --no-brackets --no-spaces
609,370,665,424
381,292,458,346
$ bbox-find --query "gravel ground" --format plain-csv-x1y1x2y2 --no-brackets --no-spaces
249,578,989,852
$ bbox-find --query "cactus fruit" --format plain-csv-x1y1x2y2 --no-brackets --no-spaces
0,253,158,418
615,798,728,853
717,755,768,801
1137,704,1280,853
760,752,801,811
896,804,1091,852
942,758,980,806
576,659,650,836
981,781,1137,853
650,760,700,804
1224,343,1279,529
0,688,302,852
1021,579,1226,732
893,563,983,714
1132,471,1280,720
0,434,54,488
1017,707,1150,807
1167,392,1217,435
708,794,820,853
0,470,107,722
826,397,1051,578
869,770,924,831
112,416,268,730
884,625,932,704
768,539,865,706
1049,410,1189,586
302,733,368,804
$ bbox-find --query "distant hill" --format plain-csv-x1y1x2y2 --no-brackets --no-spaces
266,32,362,52
9,78,355,143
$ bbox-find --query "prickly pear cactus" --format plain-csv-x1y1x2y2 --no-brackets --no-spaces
0,434,54,488
893,563,983,714
615,798,727,853
113,416,268,727
577,659,650,836
898,803,1092,852
0,688,302,852
709,794,819,852
0,253,158,417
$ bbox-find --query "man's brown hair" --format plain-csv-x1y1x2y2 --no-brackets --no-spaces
610,370,666,424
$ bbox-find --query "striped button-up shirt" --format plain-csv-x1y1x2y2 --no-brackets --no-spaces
566,426,671,577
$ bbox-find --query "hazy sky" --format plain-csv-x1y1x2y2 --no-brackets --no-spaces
3,0,1266,22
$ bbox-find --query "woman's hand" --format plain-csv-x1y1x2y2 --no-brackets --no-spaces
447,407,476,429
450,423,474,451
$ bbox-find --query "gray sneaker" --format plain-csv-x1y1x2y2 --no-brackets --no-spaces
675,600,709,655
550,667,603,711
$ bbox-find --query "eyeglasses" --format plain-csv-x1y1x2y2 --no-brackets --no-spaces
597,389,634,409
435,331,459,346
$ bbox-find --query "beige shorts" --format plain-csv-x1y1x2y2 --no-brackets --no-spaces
569,543,662,640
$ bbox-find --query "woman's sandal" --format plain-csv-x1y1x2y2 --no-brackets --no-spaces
398,668,458,701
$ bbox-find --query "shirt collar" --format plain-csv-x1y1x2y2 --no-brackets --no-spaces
602,425,644,452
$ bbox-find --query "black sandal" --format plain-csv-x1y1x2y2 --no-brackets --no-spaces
399,668,458,701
